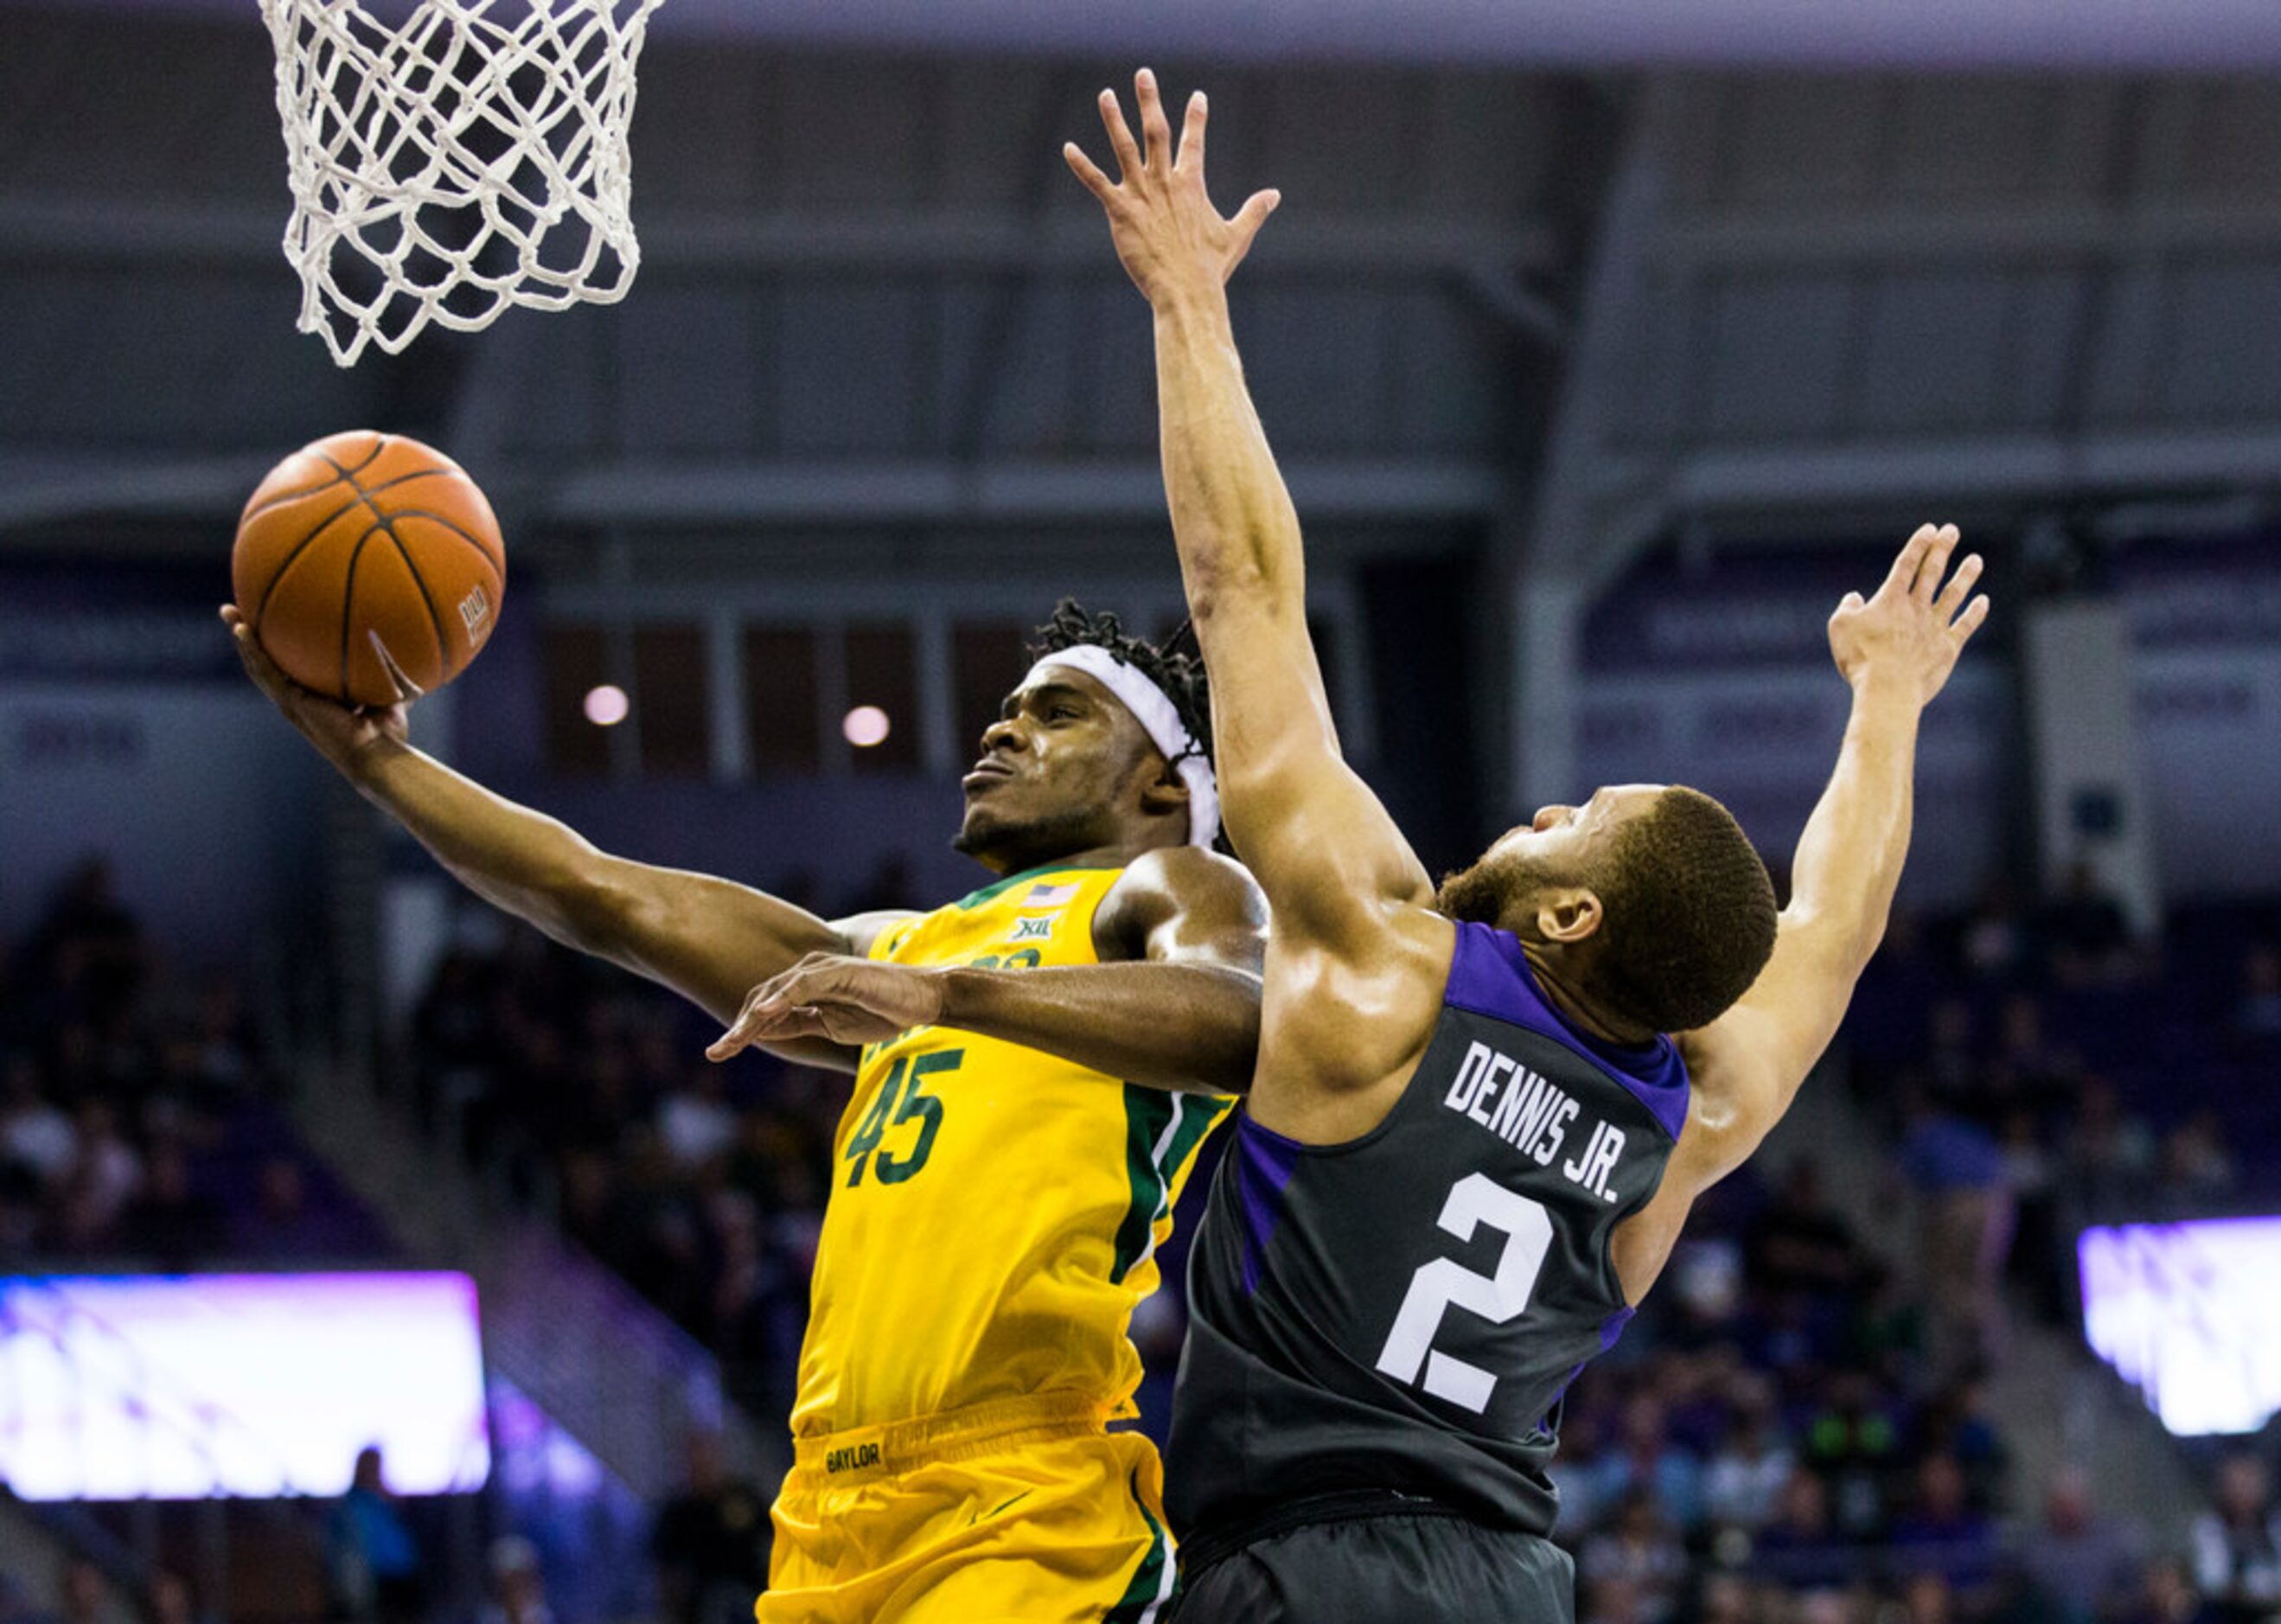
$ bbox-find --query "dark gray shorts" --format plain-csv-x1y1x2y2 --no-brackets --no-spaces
1172,1512,1575,1624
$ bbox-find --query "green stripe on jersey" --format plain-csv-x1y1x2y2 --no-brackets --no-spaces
1104,1469,1175,1624
1109,1090,1234,1284
1164,1096,1230,1183
1111,1087,1178,1283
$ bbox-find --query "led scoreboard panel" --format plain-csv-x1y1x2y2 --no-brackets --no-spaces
0,1273,489,1499
2079,1217,2281,1437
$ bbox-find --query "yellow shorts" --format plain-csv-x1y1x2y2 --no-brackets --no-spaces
759,1393,1177,1624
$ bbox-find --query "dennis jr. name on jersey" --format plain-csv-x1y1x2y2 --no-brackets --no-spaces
1440,1040,1627,1205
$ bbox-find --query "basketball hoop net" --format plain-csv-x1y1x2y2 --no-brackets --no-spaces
260,0,665,367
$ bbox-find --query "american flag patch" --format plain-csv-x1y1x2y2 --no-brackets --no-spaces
1021,882,1081,910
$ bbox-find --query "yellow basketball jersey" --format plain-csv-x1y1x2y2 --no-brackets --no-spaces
788,863,1234,1440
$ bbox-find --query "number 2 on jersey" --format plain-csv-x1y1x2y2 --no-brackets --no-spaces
1374,1173,1553,1414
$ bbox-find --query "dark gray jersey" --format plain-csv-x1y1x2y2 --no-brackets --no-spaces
1166,920,1690,1544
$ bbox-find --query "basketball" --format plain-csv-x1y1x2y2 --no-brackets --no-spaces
232,429,506,708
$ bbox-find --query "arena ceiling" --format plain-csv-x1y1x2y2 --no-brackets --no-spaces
16,0,2281,68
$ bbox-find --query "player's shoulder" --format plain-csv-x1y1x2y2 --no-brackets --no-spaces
1104,846,1265,921
1120,842,1258,887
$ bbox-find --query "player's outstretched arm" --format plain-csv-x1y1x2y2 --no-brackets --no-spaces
1065,71,1432,944
706,847,1267,1094
1677,525,1990,1177
223,606,900,1070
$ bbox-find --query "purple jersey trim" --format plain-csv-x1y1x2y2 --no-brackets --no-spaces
1442,921,1692,1144
1541,1306,1639,1431
1234,1113,1303,1293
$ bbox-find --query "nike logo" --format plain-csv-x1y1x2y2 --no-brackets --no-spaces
970,1490,1034,1526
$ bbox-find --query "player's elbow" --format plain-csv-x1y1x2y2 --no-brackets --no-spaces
1779,900,1886,985
1183,548,1290,623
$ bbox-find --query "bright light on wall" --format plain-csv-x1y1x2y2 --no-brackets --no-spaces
2080,1217,2281,1435
843,705,891,748
0,1274,490,1499
583,684,629,726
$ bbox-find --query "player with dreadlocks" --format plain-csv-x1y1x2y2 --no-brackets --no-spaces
705,599,1263,1622
229,592,1262,1622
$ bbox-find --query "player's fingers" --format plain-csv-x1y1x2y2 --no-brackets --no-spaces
1884,524,1940,594
1952,593,1992,643
223,611,286,688
221,607,259,663
706,993,772,1059
781,967,861,1016
1176,90,1206,173
735,967,802,1019
1228,189,1281,265
705,1021,753,1062
1135,67,1172,171
770,1007,830,1041
1064,142,1116,202
1911,525,1959,603
1098,88,1142,182
737,995,829,1041
1935,552,1984,618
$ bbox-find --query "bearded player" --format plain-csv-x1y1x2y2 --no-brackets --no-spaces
1069,72,1991,1621
224,598,1262,1623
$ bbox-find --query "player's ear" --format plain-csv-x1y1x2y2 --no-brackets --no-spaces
1139,759,1191,822
1536,887,1605,945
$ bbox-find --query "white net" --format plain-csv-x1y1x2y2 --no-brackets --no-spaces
260,0,666,367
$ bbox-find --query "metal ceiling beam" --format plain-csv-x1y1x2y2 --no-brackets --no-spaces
1504,77,1683,814
0,449,273,531
1657,201,2281,272
1664,425,2281,514
0,194,1561,278
546,457,1503,527
0,450,1503,534
33,0,2281,69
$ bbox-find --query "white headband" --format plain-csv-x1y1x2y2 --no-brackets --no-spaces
1032,644,1221,848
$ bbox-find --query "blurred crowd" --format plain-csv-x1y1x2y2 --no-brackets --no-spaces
0,860,387,1269
1849,865,2278,1361
1549,1148,2281,1624
1543,860,2281,1624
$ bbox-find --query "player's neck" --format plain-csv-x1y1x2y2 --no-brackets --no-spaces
1518,942,1658,1049
981,835,1153,879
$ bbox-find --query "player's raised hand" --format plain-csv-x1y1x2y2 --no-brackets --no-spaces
706,953,945,1059
1826,524,1991,707
1064,68,1281,304
221,604,412,764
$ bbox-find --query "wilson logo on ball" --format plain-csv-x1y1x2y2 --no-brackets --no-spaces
459,585,493,645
